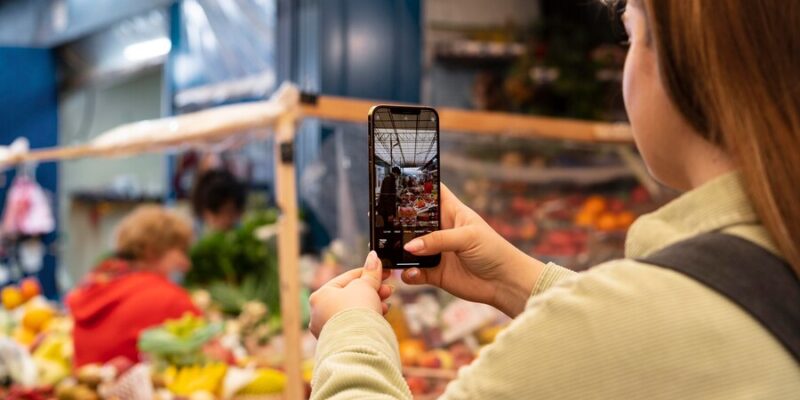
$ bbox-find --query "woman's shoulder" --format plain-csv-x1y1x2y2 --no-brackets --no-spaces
529,258,714,307
502,258,796,392
477,257,799,399
561,257,758,313
529,257,793,363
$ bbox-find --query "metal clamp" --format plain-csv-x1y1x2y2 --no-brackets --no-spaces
280,141,294,164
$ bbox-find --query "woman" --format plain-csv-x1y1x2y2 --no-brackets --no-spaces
309,0,799,398
67,205,200,367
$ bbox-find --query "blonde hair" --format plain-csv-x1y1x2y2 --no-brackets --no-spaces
608,0,800,275
115,205,193,261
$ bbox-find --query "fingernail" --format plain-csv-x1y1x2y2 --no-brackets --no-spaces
405,239,424,253
407,268,419,278
365,252,378,270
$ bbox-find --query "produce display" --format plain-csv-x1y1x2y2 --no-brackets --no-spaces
0,276,300,400
378,286,507,398
442,137,667,270
138,314,224,368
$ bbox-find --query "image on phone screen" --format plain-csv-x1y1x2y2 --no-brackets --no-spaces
370,106,441,268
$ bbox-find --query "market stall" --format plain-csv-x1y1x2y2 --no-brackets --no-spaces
0,82,646,399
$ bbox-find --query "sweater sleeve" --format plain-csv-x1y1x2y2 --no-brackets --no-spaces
530,262,577,296
311,308,412,400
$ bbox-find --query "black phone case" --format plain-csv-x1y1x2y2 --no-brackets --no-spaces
368,105,442,269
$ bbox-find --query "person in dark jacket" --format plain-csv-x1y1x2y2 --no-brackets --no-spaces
191,169,247,232
376,166,401,228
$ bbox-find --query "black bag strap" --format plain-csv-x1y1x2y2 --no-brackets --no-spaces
639,232,800,363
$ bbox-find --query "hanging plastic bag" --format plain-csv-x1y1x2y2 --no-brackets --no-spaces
2,174,55,237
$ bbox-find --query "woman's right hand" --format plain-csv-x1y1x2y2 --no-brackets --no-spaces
401,184,545,317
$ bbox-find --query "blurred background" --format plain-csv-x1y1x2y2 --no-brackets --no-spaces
0,0,638,297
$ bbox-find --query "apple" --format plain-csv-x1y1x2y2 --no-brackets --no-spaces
432,349,454,370
417,351,442,369
405,377,430,395
608,198,626,213
453,352,475,369
202,339,236,364
631,186,651,204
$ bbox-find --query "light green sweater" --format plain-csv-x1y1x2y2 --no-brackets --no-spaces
311,173,800,399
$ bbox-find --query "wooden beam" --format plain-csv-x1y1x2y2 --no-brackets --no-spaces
402,367,458,380
6,94,632,167
274,112,304,400
301,95,633,143
3,98,287,165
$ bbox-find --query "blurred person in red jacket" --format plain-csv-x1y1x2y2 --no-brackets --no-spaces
67,205,200,367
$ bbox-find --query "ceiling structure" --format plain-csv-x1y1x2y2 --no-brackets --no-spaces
0,0,174,47
373,108,437,168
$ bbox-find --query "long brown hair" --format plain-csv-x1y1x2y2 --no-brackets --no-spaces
611,0,800,275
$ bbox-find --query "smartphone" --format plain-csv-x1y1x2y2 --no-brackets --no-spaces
369,105,442,269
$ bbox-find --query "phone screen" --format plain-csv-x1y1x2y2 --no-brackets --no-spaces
370,106,442,268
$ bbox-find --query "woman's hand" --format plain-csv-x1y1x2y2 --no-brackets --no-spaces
309,251,393,338
401,184,545,317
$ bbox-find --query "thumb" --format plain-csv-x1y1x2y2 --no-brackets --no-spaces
359,251,383,289
404,227,474,256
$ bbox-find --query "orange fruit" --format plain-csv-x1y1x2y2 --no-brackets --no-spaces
20,278,41,301
2,286,24,310
595,213,619,232
582,196,607,215
616,211,637,229
13,326,37,347
22,307,55,332
574,210,596,227
399,339,426,366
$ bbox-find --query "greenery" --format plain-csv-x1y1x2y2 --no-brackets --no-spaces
186,209,281,315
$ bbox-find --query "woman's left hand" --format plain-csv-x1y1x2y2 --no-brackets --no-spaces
309,251,393,338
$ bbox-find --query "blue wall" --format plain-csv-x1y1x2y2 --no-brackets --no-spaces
320,0,421,103
0,47,60,299
281,0,422,250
